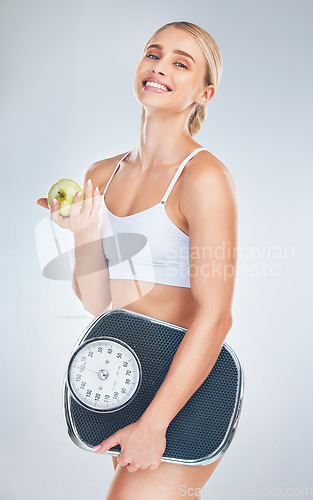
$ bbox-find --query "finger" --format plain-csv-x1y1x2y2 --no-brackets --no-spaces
117,454,130,467
69,191,83,217
126,463,139,473
50,199,64,225
36,198,49,209
92,432,120,453
81,178,94,219
149,464,159,470
92,186,101,207
90,186,102,222
139,463,150,470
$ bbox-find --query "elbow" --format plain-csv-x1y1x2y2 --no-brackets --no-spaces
207,315,232,337
210,315,233,348
217,315,233,343
197,306,233,330
84,301,112,317
216,314,233,334
196,308,233,340
224,314,233,331
72,274,82,301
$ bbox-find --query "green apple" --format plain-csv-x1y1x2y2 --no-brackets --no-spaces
47,179,83,217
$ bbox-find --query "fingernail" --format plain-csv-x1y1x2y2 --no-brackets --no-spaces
95,186,99,194
77,191,82,198
87,178,92,186
52,198,57,205
93,445,101,451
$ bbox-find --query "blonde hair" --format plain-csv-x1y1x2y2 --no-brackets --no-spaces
143,21,223,136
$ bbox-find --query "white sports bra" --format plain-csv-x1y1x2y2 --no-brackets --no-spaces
98,147,207,288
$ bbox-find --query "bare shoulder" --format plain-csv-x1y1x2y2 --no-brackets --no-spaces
186,149,236,192
180,149,237,214
81,152,128,194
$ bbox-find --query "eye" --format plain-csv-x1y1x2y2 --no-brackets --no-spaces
175,62,188,69
145,54,188,69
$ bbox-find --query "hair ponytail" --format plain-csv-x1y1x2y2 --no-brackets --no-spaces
187,103,207,137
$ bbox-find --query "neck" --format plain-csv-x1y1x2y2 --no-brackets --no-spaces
130,106,199,171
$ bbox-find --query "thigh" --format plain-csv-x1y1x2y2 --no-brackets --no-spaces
106,454,224,500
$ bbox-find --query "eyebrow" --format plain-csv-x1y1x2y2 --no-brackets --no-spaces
146,44,196,64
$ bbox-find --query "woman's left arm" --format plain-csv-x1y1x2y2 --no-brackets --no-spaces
139,159,238,431
93,159,238,471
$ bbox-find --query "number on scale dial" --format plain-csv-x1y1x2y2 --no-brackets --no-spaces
67,337,141,412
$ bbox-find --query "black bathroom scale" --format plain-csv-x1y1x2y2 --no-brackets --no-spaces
63,308,244,466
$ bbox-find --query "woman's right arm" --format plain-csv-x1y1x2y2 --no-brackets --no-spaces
36,159,114,317
72,225,112,316
71,163,112,316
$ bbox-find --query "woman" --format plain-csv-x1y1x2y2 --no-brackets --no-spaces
37,21,238,500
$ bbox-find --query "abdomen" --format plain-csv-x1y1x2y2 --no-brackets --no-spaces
109,279,197,329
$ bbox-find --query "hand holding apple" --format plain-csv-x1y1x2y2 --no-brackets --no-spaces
47,179,83,217
36,178,102,235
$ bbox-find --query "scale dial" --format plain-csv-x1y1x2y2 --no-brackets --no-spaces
67,337,141,412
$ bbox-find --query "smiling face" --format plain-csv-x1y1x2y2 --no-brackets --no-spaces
133,26,214,114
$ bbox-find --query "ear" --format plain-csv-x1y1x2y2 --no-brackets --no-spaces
199,84,215,105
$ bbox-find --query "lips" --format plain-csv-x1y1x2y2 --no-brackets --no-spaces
142,77,172,91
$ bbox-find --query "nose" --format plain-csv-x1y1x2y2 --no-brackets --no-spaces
151,62,165,76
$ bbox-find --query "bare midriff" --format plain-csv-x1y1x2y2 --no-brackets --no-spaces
109,278,197,329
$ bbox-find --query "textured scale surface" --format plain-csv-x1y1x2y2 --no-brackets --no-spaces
64,309,243,464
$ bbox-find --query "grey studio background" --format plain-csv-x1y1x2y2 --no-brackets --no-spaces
1,1,312,499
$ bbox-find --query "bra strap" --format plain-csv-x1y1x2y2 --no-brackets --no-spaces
103,151,131,195
160,147,207,204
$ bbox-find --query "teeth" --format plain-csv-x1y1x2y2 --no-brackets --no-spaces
145,81,170,92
